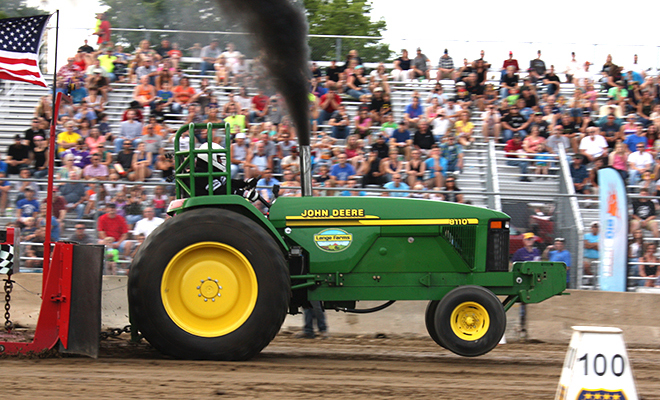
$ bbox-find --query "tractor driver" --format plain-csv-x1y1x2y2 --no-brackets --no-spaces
186,141,252,197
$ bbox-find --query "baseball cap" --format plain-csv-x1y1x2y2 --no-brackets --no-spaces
591,221,599,228
374,87,383,92
554,237,565,242
456,81,466,86
235,132,246,139
512,132,521,138
523,232,535,240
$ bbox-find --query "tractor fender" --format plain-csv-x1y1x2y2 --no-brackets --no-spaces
170,195,289,254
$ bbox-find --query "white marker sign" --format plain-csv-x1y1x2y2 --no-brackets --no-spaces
556,326,638,400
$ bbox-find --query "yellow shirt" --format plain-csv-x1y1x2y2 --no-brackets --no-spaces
57,131,81,156
454,120,474,136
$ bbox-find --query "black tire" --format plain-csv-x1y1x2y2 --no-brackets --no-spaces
128,207,289,361
434,286,506,357
424,300,445,348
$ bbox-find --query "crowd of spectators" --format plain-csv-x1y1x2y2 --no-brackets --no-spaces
6,35,660,280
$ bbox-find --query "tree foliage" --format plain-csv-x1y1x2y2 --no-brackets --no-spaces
100,0,252,53
100,0,391,62
303,0,391,62
0,0,46,19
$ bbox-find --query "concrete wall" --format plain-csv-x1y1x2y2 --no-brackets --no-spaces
7,274,660,346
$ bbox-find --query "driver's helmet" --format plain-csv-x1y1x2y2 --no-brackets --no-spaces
196,141,226,172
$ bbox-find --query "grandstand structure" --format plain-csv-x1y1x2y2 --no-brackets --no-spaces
0,66,638,289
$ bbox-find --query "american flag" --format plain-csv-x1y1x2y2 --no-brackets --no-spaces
0,14,51,87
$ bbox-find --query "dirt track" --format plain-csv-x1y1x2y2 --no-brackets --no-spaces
2,334,659,399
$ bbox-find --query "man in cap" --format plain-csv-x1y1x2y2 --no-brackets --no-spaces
513,232,541,263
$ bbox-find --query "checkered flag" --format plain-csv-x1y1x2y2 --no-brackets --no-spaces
0,244,14,275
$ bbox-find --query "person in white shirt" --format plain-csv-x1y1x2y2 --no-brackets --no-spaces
133,207,164,238
221,42,243,70
628,143,654,185
579,127,608,163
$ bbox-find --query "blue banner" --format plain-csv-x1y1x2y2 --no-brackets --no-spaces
598,168,628,291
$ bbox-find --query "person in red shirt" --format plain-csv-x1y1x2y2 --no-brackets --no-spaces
249,89,269,123
504,132,530,181
318,84,342,125
97,203,133,256
94,13,112,46
502,51,519,72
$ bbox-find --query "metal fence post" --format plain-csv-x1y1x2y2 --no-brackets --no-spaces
336,37,342,62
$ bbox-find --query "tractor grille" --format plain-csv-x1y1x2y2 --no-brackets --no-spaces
440,225,476,269
486,224,510,272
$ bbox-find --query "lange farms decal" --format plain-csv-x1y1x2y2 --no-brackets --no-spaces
314,229,353,252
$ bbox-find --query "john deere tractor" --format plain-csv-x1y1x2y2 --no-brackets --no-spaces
128,123,566,361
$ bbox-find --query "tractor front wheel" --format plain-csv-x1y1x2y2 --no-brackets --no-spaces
128,208,289,360
434,286,505,357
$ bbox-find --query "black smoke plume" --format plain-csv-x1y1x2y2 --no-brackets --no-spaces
218,0,311,146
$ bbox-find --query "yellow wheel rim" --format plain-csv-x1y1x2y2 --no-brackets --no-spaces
450,301,490,341
161,242,258,337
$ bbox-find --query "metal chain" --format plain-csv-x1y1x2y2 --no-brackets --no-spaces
99,325,131,340
4,272,14,332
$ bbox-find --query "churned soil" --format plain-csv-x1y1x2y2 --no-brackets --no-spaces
1,333,659,399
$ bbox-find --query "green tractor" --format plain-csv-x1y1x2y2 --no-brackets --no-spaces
128,123,566,361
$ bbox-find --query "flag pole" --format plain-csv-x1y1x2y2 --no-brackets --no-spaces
49,10,59,122
43,10,60,289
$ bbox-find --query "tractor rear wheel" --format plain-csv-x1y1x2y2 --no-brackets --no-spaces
424,300,445,348
128,208,289,360
434,286,505,357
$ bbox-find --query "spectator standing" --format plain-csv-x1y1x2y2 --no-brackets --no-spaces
631,188,659,237
297,301,328,339
93,12,111,47
583,222,599,278
543,238,572,284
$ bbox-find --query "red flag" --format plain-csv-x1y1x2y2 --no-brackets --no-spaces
0,14,51,87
